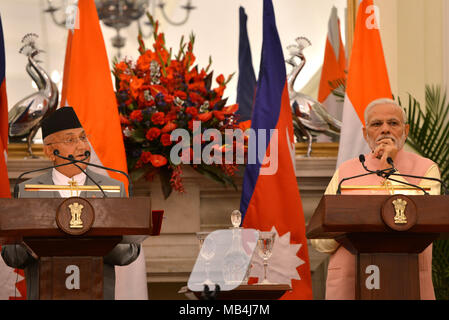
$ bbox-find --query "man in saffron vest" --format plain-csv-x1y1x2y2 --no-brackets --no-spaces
311,98,441,300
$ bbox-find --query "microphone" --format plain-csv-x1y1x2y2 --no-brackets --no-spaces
382,158,448,195
359,154,396,177
54,150,133,197
62,153,108,198
336,155,397,194
13,153,88,198
360,154,429,195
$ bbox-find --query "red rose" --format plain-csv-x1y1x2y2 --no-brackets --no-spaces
151,112,166,125
150,154,167,167
165,112,177,122
185,107,198,117
129,110,143,122
146,127,161,141
160,133,172,146
140,151,152,164
120,114,130,125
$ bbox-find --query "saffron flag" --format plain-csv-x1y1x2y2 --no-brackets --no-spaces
317,6,346,121
236,6,256,124
60,0,148,300
239,0,313,299
337,0,392,166
0,14,26,300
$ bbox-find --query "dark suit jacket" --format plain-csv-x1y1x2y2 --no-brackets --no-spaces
1,169,140,300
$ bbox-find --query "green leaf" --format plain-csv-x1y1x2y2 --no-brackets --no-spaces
193,164,237,190
159,166,173,199
130,167,147,182
132,128,146,143
399,84,449,299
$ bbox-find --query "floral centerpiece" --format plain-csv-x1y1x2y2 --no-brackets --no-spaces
113,14,246,198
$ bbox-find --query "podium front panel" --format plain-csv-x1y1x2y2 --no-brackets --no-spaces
39,257,103,300
357,253,420,300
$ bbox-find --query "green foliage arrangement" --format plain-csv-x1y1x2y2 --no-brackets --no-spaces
398,85,449,300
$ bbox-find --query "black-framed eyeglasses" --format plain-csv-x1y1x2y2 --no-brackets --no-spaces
45,135,90,146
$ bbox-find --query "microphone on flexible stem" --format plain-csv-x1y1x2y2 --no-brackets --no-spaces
360,154,429,195
13,151,87,198
382,158,448,195
359,154,396,177
336,171,382,195
54,151,107,198
336,155,398,195
55,150,133,197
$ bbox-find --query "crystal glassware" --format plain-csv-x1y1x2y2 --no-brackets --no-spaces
230,209,242,228
257,231,276,284
196,231,215,285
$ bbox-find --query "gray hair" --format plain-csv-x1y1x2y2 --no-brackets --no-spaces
364,98,407,126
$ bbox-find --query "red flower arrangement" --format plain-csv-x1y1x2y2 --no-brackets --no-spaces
113,14,246,198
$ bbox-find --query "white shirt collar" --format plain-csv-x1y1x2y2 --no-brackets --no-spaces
52,168,87,197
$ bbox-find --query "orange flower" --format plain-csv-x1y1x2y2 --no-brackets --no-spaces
197,112,212,122
116,61,128,73
137,53,152,71
238,120,252,132
149,84,168,97
119,73,131,83
130,76,144,99
216,74,225,85
213,110,225,121
189,92,204,105
222,104,239,114
174,90,187,100
150,154,167,167
213,86,225,97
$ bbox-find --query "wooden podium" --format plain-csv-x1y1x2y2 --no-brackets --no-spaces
0,197,156,300
306,194,449,300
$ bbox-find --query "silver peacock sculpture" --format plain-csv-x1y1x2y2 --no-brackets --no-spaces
8,33,59,158
286,37,341,157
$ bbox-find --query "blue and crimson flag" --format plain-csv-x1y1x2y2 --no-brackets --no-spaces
236,6,256,124
239,0,313,299
0,13,9,197
0,14,27,300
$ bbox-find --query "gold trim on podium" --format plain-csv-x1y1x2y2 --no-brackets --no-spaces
341,185,431,191
24,184,121,192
